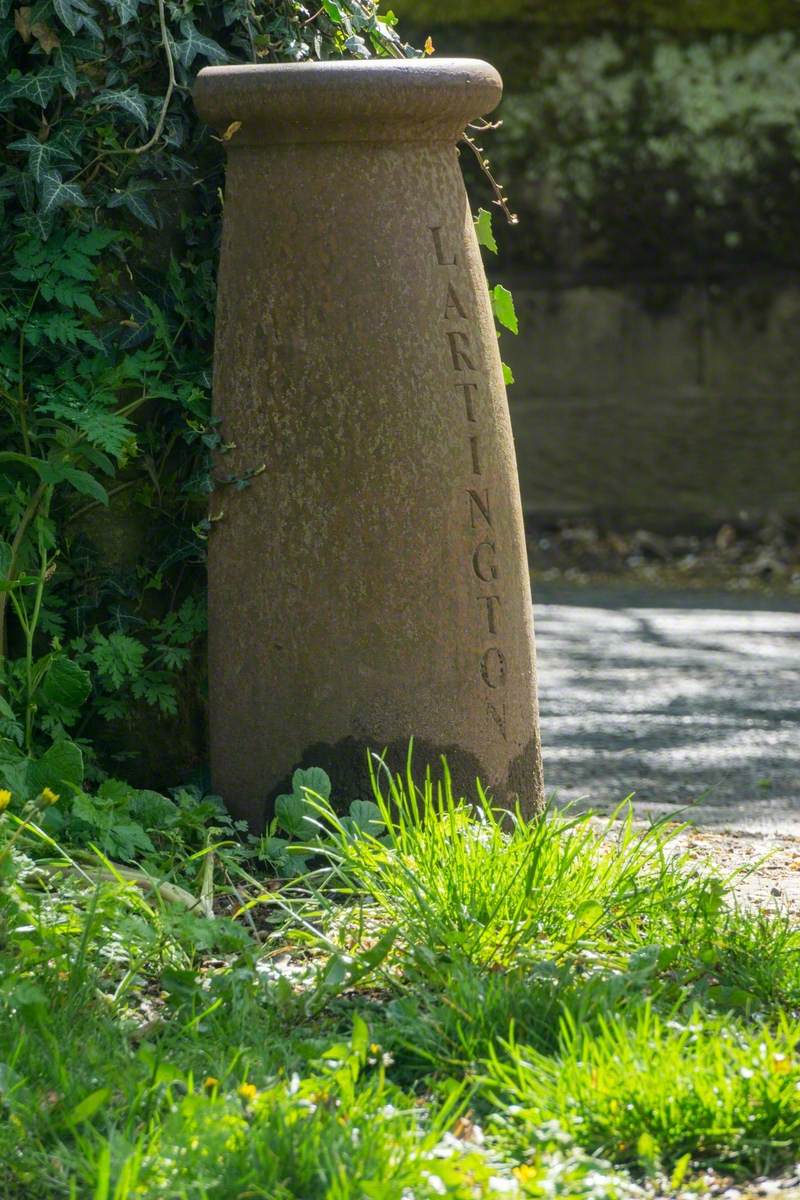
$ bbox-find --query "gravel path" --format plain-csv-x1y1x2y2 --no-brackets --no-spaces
534,587,800,912
535,588,800,830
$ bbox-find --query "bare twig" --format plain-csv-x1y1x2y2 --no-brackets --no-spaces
460,130,518,226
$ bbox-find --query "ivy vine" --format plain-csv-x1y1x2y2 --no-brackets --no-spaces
0,0,420,790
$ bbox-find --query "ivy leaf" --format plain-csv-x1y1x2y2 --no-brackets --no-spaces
52,0,102,38
97,87,148,127
475,208,497,253
8,135,71,182
5,66,63,108
491,284,518,334
102,0,140,24
107,186,157,228
39,169,87,215
173,19,229,68
53,48,78,97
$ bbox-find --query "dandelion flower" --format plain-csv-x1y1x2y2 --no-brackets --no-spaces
40,787,60,806
0,790,11,813
238,1082,258,1102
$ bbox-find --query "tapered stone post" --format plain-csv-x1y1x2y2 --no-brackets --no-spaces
193,58,544,827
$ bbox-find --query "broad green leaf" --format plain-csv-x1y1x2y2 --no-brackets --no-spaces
491,284,518,334
321,954,350,990
40,655,91,710
347,799,383,836
292,765,331,801
474,208,497,253
0,450,53,478
274,792,318,839
502,361,514,386
65,1088,111,1127
671,1154,692,1192
706,984,756,1011
572,898,603,936
27,738,84,795
6,980,48,1013
351,1012,369,1057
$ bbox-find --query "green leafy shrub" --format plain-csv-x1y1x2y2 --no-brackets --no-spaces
0,0,419,790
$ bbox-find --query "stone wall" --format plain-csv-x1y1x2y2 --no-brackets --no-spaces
395,3,800,526
498,278,800,528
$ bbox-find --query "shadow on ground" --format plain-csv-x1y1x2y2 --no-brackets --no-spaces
535,586,800,835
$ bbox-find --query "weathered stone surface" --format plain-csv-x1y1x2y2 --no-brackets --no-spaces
193,59,544,828
503,282,800,527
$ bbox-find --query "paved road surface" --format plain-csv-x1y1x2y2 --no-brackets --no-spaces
534,588,800,834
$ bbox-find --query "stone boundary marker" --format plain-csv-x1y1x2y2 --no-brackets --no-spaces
193,58,544,827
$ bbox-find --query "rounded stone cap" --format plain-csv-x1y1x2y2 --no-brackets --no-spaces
193,58,502,146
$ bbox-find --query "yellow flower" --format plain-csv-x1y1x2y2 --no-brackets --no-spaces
513,1165,537,1183
238,1082,258,1103
40,787,60,806
203,1076,219,1091
0,789,11,813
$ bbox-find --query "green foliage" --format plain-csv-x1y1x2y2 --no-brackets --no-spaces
262,765,385,877
0,0,420,790
3,756,800,1195
392,0,800,34
471,32,800,274
474,207,498,252
307,760,724,974
487,1004,800,1177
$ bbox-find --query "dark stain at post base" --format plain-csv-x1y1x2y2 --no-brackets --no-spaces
262,734,544,829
